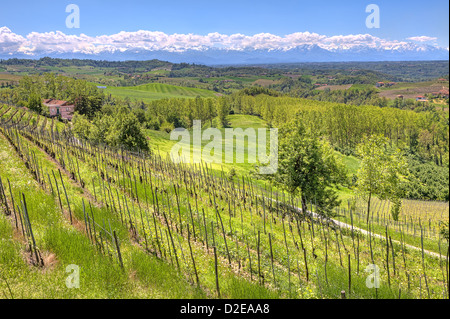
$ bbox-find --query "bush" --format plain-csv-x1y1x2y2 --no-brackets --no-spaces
160,121,175,133
390,198,402,221
146,119,161,131
403,158,449,201
440,222,449,242
227,168,237,181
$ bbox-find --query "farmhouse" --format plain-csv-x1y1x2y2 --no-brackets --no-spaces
416,96,428,102
439,88,449,98
43,99,75,120
430,88,449,99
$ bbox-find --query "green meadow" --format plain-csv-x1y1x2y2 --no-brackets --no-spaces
104,83,218,102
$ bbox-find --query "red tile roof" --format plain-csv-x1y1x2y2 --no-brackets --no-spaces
43,99,73,107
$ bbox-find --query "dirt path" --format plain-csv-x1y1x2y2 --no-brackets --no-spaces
264,197,448,260
326,215,446,260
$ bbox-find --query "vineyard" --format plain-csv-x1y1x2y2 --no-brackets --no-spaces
0,102,448,299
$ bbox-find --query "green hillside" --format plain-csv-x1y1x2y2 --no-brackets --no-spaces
104,83,218,101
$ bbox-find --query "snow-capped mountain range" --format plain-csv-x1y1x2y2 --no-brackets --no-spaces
1,27,448,64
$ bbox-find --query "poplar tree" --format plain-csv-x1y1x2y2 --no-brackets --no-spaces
355,134,408,222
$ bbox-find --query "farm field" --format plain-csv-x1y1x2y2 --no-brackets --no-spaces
1,104,448,300
104,83,219,101
378,80,449,100
315,84,353,91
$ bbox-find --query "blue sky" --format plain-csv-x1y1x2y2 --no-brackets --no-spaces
0,0,448,47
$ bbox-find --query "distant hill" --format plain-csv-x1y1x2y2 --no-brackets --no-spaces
0,57,279,78
1,58,448,82
253,61,450,82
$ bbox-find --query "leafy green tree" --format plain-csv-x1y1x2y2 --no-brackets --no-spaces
72,107,149,152
27,93,42,114
90,114,112,145
205,98,216,127
72,113,93,140
106,111,149,151
355,135,409,222
216,97,229,128
132,107,146,124
74,95,103,119
270,116,347,217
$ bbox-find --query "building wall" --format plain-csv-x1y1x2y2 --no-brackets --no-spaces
47,105,75,120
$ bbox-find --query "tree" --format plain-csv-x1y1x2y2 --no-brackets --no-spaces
216,97,229,128
72,106,149,152
205,98,215,127
106,111,149,151
269,115,347,217
74,95,103,119
355,135,408,222
72,113,93,140
28,93,43,114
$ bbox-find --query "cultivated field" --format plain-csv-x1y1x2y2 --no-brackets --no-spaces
104,83,219,101
378,81,449,100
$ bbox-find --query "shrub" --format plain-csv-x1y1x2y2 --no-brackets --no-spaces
160,121,175,133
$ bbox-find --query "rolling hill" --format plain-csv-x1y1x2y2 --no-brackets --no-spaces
103,83,219,101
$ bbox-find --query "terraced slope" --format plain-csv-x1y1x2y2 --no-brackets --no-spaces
105,83,218,101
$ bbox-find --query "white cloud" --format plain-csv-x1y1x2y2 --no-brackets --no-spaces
0,26,444,57
0,27,27,54
407,36,438,42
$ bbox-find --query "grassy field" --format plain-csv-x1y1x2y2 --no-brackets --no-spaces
148,114,274,177
150,113,360,182
104,83,219,101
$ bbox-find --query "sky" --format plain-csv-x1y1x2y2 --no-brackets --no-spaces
0,0,448,58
